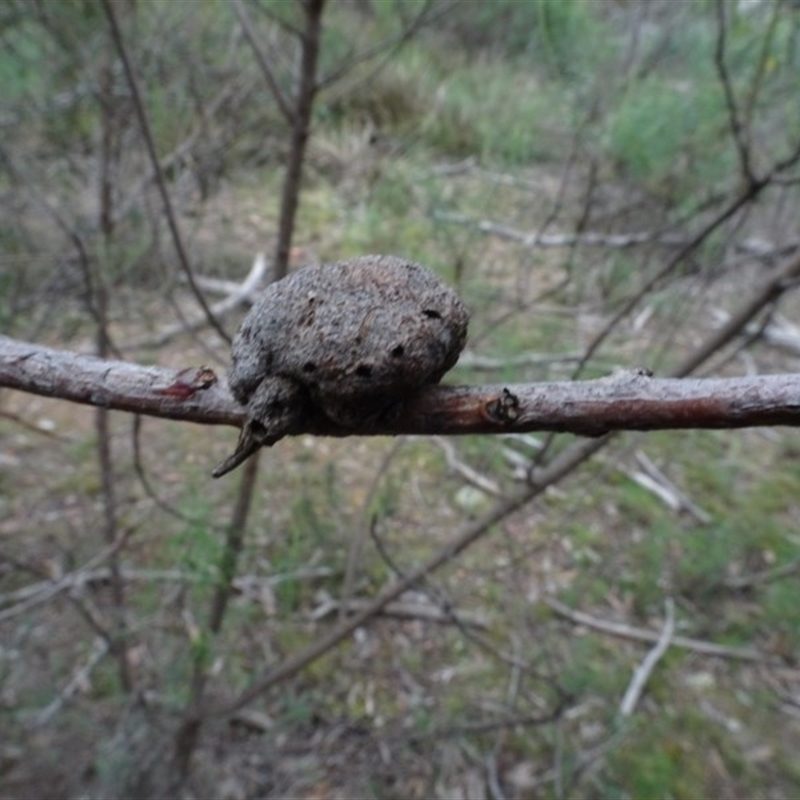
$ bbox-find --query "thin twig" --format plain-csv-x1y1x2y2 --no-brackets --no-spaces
0,566,336,607
434,211,687,249
619,597,675,716
544,596,768,663
339,438,405,623
125,253,268,350
317,0,440,91
6,334,800,437
272,0,326,278
312,597,489,628
101,0,230,345
31,638,110,728
229,0,296,125
432,436,503,497
714,0,755,185
575,174,771,377
0,530,132,623
207,435,609,719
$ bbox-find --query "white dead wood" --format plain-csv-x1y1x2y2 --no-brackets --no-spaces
126,253,268,349
543,596,769,663
619,597,675,716
431,435,504,497
309,595,490,628
726,311,800,358
0,533,131,623
0,566,336,615
632,450,712,524
435,211,688,249
32,637,110,728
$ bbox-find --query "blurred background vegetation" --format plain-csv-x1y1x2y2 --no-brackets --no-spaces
2,0,800,797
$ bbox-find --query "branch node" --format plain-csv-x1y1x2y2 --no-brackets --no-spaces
483,388,520,425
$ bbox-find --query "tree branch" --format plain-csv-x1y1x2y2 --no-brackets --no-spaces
2,336,800,442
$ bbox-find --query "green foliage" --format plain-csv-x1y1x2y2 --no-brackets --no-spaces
763,579,800,651
607,75,731,197
270,491,337,612
417,56,571,165
442,0,604,75
168,498,223,587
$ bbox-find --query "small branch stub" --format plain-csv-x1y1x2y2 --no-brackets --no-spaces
483,388,520,425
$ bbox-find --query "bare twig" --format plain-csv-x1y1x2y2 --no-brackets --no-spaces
0,566,335,608
317,0,440,91
629,451,712,523
0,409,71,441
434,211,687,249
432,436,504,497
5,335,800,438
742,1,784,132
0,529,132,623
272,0,326,278
688,249,800,376
229,0,296,125
175,450,260,780
311,596,489,628
340,438,405,623
0,336,238,426
544,596,768,663
619,597,675,716
714,0,755,185
205,435,612,719
101,0,231,345
125,253,268,350
575,175,772,376
114,77,248,224
31,638,110,728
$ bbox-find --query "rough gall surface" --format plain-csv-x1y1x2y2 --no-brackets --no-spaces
213,255,469,476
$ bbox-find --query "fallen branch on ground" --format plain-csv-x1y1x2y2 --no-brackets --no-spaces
543,596,770,663
619,598,675,716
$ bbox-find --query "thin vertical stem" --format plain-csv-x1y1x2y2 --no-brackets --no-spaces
173,0,327,781
94,37,132,692
273,0,326,278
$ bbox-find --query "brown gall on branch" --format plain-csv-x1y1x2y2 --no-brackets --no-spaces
2,335,800,475
215,255,470,477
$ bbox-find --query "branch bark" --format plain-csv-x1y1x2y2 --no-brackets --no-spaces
2,336,800,442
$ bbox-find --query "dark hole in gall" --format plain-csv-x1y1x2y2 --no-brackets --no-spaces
355,364,373,378
390,345,405,358
423,309,442,319
251,420,267,436
303,362,316,372
268,401,284,415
